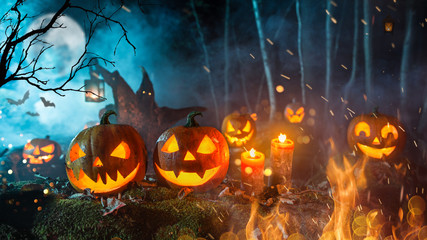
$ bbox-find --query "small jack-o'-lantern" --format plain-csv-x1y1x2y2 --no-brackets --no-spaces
23,136,61,164
65,111,147,195
221,113,256,147
284,102,305,124
154,111,229,192
384,15,394,33
347,110,406,161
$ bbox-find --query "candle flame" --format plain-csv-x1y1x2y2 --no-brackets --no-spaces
249,148,256,158
279,133,287,143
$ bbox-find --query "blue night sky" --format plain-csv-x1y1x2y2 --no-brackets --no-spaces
1,0,427,152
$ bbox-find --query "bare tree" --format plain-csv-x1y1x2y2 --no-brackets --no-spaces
343,0,359,102
224,0,230,115
190,0,220,126
325,0,332,101
399,0,414,113
363,0,373,104
296,0,305,104
0,0,135,96
231,25,252,113
252,0,276,122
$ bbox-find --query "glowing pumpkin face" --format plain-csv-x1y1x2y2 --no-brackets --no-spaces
284,102,305,124
384,22,393,32
154,111,229,192
347,112,406,161
221,113,256,147
384,16,394,33
65,111,147,195
23,137,61,164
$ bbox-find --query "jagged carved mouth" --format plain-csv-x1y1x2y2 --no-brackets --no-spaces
155,163,220,186
288,116,303,123
66,163,140,194
24,154,54,164
357,143,396,159
224,131,253,146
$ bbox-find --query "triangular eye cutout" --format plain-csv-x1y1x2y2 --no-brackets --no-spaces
226,121,235,132
197,135,217,154
161,134,179,153
286,108,294,116
41,144,55,153
296,107,304,114
111,141,130,159
242,121,251,132
69,143,86,162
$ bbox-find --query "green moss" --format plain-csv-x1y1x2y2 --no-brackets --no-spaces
32,193,230,240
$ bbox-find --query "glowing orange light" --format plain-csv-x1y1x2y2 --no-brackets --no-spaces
278,133,286,143
249,148,256,158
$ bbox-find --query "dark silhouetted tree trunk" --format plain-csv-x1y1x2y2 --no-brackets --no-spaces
363,0,373,104
296,0,305,104
232,26,252,113
190,0,220,126
252,0,276,122
224,0,230,115
399,0,414,113
343,0,359,102
325,0,332,101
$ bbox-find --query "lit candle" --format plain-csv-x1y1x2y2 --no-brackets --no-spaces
241,148,265,195
270,133,294,187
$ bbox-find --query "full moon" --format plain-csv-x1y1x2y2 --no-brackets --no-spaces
24,14,86,83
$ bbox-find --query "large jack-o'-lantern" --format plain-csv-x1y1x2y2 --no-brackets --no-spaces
347,110,406,161
221,113,256,147
23,136,61,165
154,111,229,192
284,101,305,124
65,111,147,195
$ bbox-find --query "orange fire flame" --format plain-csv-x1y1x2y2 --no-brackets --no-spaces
249,148,256,158
278,134,286,143
237,138,427,240
245,202,289,239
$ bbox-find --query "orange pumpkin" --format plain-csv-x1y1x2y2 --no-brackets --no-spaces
221,113,256,147
347,110,406,161
65,111,147,195
23,136,61,165
154,111,229,192
284,102,305,124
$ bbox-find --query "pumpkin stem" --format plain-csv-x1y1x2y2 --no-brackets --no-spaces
185,111,202,127
100,110,117,125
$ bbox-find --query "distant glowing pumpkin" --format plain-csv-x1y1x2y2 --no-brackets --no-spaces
284,102,305,124
221,113,256,147
65,111,147,195
347,110,406,160
23,136,61,164
154,111,229,192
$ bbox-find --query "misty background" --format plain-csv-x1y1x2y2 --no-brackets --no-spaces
1,0,427,155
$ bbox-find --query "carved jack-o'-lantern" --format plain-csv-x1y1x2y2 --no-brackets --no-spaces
154,111,229,192
284,102,305,124
347,110,406,160
384,15,394,33
23,136,61,164
221,113,256,147
65,111,147,195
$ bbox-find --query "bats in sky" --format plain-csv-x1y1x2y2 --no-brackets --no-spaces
26,111,40,117
6,90,29,105
40,97,55,108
